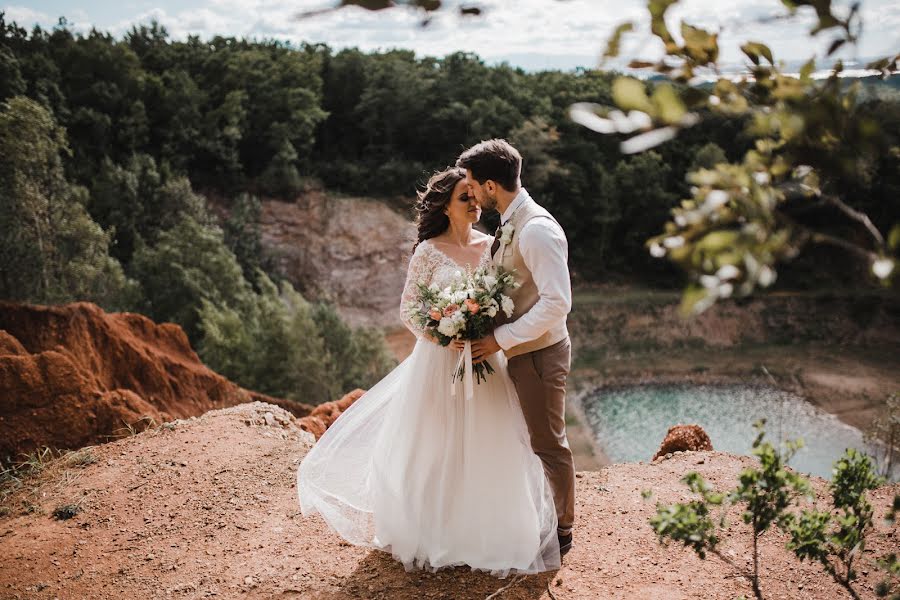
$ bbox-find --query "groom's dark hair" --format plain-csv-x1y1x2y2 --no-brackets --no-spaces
456,139,521,192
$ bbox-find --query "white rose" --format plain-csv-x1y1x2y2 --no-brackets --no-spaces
485,298,499,318
437,317,458,337
500,294,515,318
482,275,498,289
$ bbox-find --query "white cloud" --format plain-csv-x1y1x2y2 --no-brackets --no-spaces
2,0,896,70
2,5,51,25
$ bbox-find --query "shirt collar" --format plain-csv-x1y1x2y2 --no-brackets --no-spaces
500,187,529,225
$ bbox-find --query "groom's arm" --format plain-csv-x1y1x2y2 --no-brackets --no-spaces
493,220,572,351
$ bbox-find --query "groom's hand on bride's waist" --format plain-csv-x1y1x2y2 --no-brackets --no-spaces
471,334,501,363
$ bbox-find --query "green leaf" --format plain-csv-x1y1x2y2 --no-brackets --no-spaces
827,38,846,56
649,0,679,48
888,224,900,251
865,54,899,78
741,42,774,65
681,23,719,64
651,83,687,124
679,283,712,316
799,58,816,81
696,230,740,253
603,22,635,62
612,77,653,113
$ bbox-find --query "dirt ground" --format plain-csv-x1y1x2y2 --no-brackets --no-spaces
1,401,897,600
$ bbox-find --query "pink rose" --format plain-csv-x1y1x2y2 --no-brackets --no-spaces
429,308,442,321
443,303,459,317
464,299,480,314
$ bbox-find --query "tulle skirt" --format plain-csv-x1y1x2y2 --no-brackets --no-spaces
296,338,560,578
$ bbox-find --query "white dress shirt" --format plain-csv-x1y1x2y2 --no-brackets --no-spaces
493,188,572,351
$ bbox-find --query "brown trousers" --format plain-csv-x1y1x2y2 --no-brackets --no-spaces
506,337,575,536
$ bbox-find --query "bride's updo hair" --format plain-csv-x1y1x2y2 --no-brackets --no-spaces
413,166,466,251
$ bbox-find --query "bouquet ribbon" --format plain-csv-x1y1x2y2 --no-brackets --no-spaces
451,340,475,402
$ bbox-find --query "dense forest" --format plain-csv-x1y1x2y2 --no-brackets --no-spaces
1,15,898,398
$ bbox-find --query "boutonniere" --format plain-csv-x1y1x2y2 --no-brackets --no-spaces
499,222,515,245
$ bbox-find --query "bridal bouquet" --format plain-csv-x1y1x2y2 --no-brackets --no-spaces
404,265,519,385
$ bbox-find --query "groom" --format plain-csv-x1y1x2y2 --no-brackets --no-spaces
457,139,575,558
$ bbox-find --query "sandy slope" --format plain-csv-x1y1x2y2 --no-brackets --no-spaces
1,401,897,600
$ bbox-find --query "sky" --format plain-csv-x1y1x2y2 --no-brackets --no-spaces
3,0,898,72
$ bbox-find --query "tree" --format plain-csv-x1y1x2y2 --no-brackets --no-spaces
0,95,135,307
577,0,899,314
199,272,333,403
130,214,251,341
259,137,303,198
90,153,211,266
223,192,264,282
312,301,397,395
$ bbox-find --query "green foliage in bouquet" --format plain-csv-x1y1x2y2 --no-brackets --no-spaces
405,265,519,383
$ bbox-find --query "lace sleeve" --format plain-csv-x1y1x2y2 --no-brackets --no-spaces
400,242,438,339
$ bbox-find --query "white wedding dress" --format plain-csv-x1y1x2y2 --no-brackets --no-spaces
296,239,560,578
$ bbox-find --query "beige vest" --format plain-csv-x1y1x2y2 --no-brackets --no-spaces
494,198,569,359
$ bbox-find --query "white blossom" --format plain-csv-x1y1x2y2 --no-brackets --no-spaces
620,126,678,154
663,236,685,249
650,242,666,258
500,294,515,318
716,264,741,280
627,110,653,130
752,171,771,185
873,258,894,279
700,274,720,289
437,317,460,337
704,190,729,210
486,298,499,317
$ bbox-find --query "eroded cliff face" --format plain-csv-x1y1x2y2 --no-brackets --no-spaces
258,192,417,329
0,302,312,464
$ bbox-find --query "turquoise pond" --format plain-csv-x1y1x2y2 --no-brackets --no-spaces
580,384,898,481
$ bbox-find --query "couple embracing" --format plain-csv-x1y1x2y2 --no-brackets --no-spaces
298,139,575,577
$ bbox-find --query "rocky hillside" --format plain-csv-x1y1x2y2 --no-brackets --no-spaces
257,191,417,328
0,401,897,599
0,302,314,466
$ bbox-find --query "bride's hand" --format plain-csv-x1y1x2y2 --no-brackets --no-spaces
449,338,466,351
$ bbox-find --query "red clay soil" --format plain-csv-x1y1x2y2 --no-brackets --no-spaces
0,401,897,600
652,424,715,461
296,389,366,439
0,302,312,465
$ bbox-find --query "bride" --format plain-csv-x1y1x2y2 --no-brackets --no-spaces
296,166,560,578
